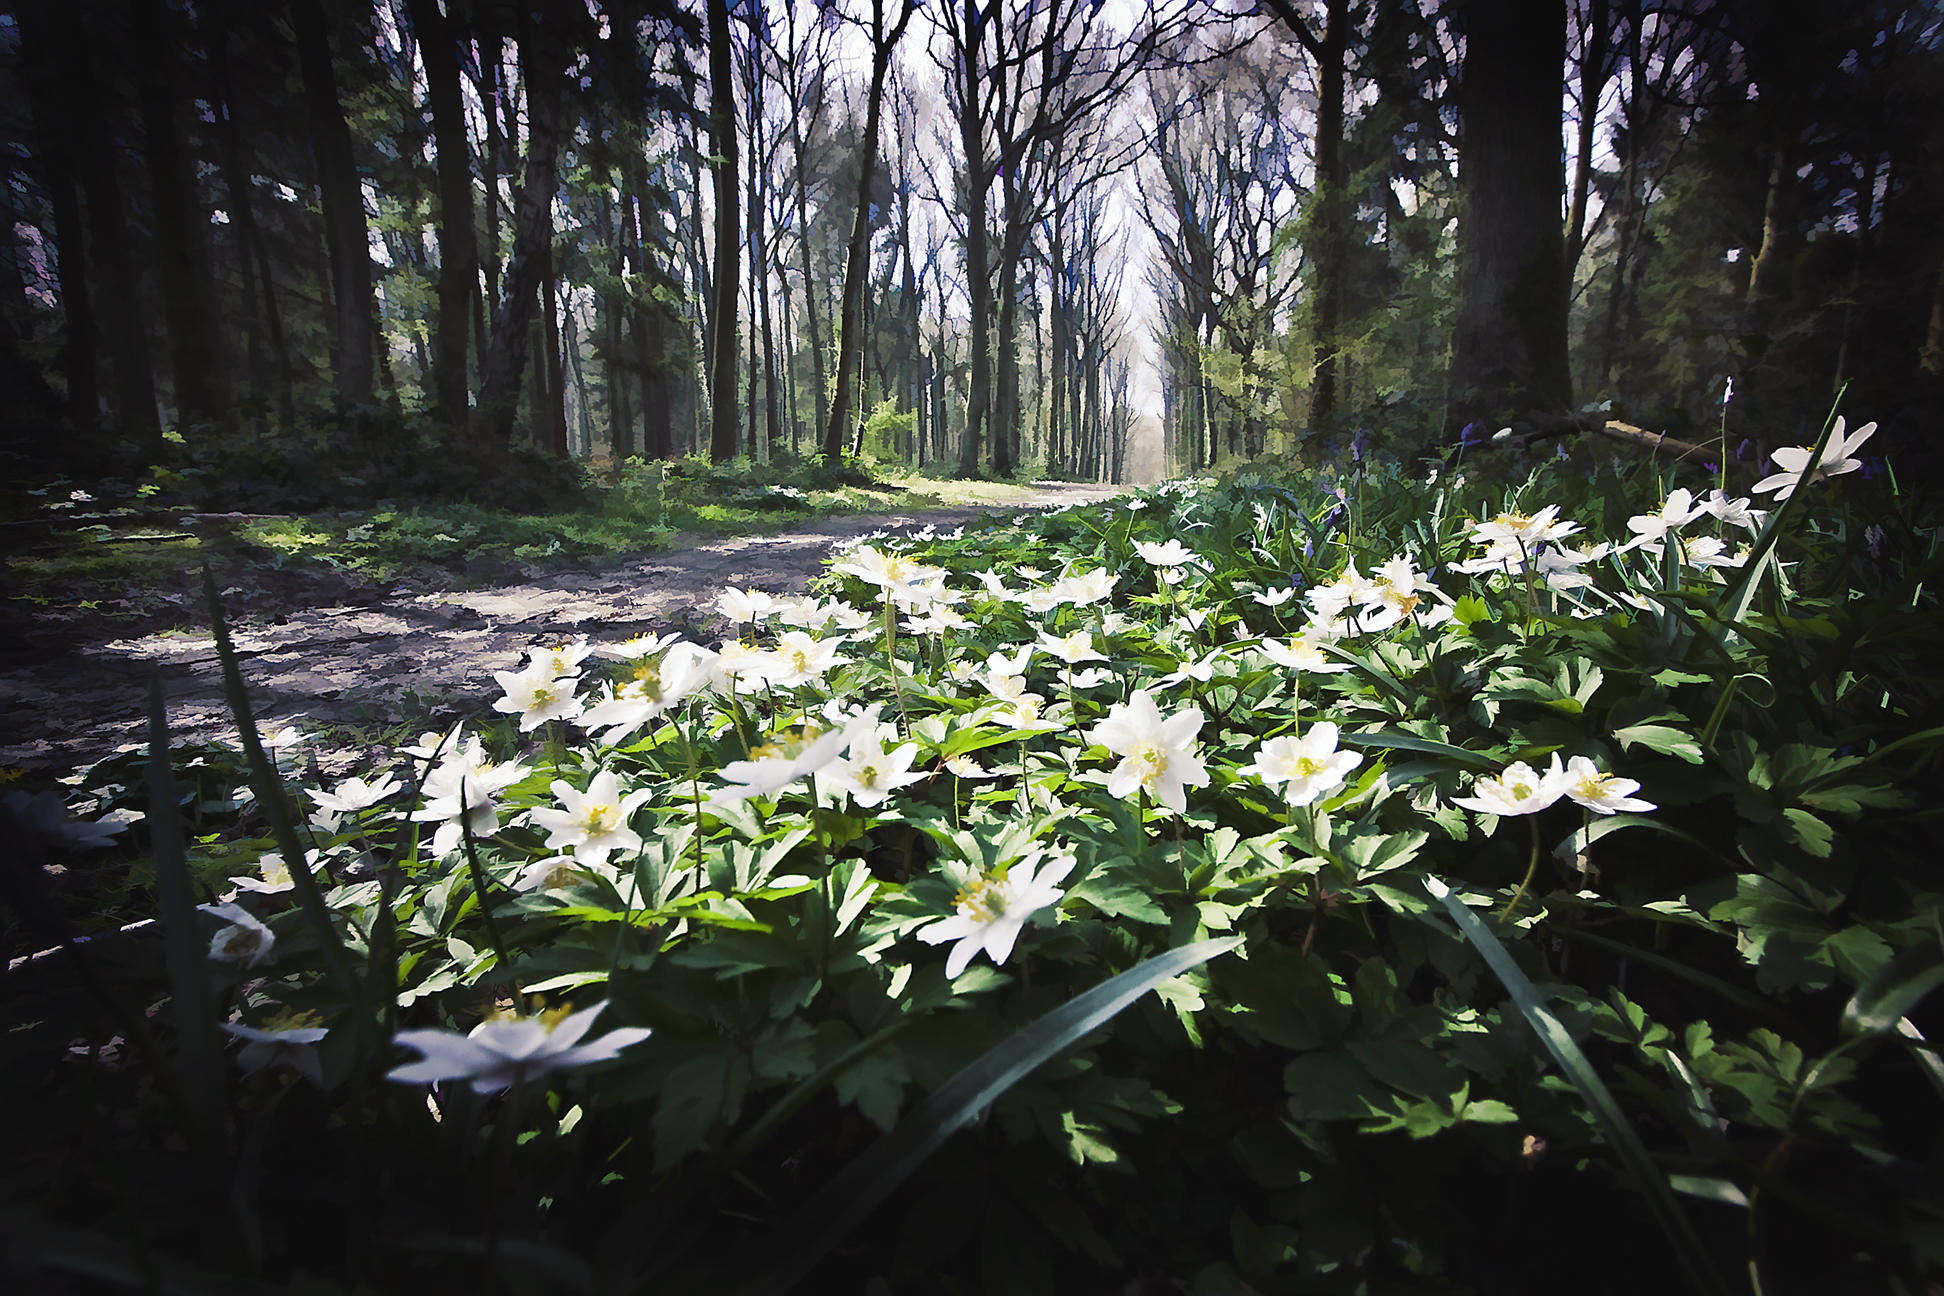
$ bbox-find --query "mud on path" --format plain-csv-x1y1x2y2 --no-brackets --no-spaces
0,483,1129,778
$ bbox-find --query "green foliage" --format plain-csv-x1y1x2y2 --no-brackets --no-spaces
8,425,1944,1293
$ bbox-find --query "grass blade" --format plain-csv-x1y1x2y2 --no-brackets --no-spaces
147,672,231,1159
732,936,1241,1296
201,565,365,1033
1423,876,1732,1296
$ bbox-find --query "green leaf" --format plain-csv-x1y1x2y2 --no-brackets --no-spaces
1069,872,1170,924
1842,942,1944,1039
1423,877,1733,1296
730,937,1241,1296
1611,718,1704,765
1338,730,1497,771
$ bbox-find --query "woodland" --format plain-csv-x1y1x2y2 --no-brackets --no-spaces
6,2,1944,1295
1,0,1939,494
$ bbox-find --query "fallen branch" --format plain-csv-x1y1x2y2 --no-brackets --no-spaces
1480,412,1715,464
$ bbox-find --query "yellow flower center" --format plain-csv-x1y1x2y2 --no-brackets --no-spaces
580,804,619,836
263,1006,322,1032
630,663,665,699
1575,774,1612,800
1295,756,1321,778
1132,741,1170,790
857,763,882,789
1509,780,1533,800
955,875,1004,922
751,723,829,763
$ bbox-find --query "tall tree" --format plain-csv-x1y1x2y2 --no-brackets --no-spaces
1443,0,1572,440
406,0,480,436
706,0,740,460
292,0,376,407
823,0,915,460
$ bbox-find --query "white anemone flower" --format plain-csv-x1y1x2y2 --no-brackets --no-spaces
200,901,276,967
1623,488,1707,549
523,637,594,680
1752,417,1877,498
1050,567,1116,606
1136,539,1205,569
492,658,583,731
1467,505,1582,547
1700,490,1767,532
917,848,1077,978
578,643,720,741
1088,689,1209,815
1256,634,1352,674
822,731,926,809
223,1009,329,1086
762,630,850,687
708,711,876,806
593,632,681,662
231,851,299,895
1562,756,1657,815
944,755,994,779
413,738,532,857
1452,755,1568,817
715,586,777,624
1239,722,1363,807
528,770,653,866
310,774,402,816
1251,586,1298,608
387,1002,652,1095
1037,629,1108,666
513,855,621,893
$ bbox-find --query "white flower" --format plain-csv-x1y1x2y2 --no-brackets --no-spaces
1136,539,1204,569
716,639,771,686
412,738,532,858
578,642,720,741
917,848,1077,979
3,789,132,851
1562,756,1656,815
944,755,993,779
822,731,926,809
1623,489,1707,549
761,630,850,688
387,1002,652,1095
1050,567,1116,606
492,658,583,731
1256,634,1352,674
971,569,1015,601
1038,629,1107,666
231,851,299,894
310,774,401,816
1159,649,1227,688
1068,667,1114,689
1239,723,1362,807
513,855,620,893
523,637,594,680
1251,586,1298,608
593,632,681,661
1467,505,1581,547
709,712,874,806
201,901,276,967
904,607,973,635
223,1008,329,1085
1752,417,1878,498
715,586,777,624
527,770,653,867
1700,490,1766,532
1452,755,1568,817
1088,689,1209,815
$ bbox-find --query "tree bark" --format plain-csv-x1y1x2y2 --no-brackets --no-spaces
825,0,913,462
475,37,565,450
16,0,100,446
132,0,225,428
406,0,479,436
1443,0,1572,442
707,0,740,461
292,0,375,407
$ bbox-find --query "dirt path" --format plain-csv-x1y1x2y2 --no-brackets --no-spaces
0,483,1130,777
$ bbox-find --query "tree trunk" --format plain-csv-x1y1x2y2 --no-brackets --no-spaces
1443,0,1572,442
16,0,100,447
542,254,568,458
1563,0,1608,279
475,39,564,450
707,0,740,461
62,5,160,453
292,0,374,407
132,0,225,429
955,0,991,476
207,6,295,425
406,0,478,436
1304,0,1347,430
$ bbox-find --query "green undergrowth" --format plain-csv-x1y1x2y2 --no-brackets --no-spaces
11,409,1940,1294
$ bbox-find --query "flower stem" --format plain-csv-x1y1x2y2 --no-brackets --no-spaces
1498,814,1545,919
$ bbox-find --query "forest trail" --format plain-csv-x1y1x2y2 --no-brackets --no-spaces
0,482,1130,778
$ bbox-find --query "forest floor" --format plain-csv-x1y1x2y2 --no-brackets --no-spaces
0,481,1130,779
